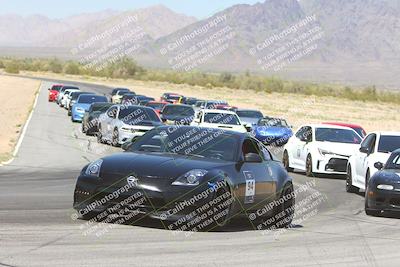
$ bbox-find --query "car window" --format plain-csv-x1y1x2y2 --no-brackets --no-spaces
242,138,263,159
361,134,376,151
256,141,272,161
378,135,400,153
315,128,361,144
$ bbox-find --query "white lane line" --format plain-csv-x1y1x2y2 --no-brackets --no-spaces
0,82,42,166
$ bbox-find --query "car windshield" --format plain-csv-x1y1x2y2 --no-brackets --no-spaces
147,103,166,110
259,118,288,127
78,95,108,104
353,127,366,138
378,136,400,153
51,85,62,91
71,92,92,100
63,87,79,91
163,106,194,116
315,128,362,144
385,153,400,169
236,110,263,118
204,113,241,125
167,95,181,100
118,106,160,123
130,127,239,161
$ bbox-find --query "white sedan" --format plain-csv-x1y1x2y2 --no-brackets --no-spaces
283,124,362,176
346,132,400,193
62,89,80,109
191,109,248,133
97,105,163,146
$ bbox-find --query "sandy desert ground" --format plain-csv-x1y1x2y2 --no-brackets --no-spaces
0,74,40,161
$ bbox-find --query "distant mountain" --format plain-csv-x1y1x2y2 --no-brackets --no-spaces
0,5,197,47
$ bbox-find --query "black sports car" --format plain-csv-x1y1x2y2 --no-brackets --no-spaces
73,126,294,230
365,149,400,216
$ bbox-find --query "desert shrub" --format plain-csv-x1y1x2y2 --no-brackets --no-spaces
5,61,20,74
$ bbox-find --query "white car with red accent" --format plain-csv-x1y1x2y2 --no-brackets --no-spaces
283,124,362,176
346,132,400,193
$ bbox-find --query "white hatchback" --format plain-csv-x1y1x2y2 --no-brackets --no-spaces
346,132,400,193
283,124,362,176
191,109,248,133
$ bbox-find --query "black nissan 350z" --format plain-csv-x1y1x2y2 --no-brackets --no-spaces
73,126,294,230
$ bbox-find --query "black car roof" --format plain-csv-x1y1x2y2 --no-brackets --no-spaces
156,125,245,138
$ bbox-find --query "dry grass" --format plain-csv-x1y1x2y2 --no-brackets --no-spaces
0,75,40,161
22,71,400,133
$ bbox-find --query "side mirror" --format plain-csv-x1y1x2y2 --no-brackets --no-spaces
359,147,369,154
245,124,252,132
121,141,132,151
244,153,263,163
374,162,384,170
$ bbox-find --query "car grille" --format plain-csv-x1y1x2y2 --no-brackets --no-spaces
325,158,348,172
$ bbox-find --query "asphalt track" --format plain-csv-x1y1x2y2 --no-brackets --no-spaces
0,79,399,267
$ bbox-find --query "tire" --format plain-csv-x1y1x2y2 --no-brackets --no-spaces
306,154,314,177
365,190,381,217
68,109,71,116
97,126,104,144
275,183,295,228
283,150,294,172
81,123,86,133
212,185,234,228
112,128,120,147
346,165,358,193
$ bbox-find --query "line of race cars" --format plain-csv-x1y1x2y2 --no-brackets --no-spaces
48,84,400,230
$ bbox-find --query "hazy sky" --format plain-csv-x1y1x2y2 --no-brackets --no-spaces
0,0,262,19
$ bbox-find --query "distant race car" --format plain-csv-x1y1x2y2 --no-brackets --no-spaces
346,132,400,193
71,95,108,122
236,109,264,127
365,149,400,216
283,124,362,176
48,84,63,102
323,122,366,138
160,104,195,125
68,92,95,116
82,103,114,135
73,126,295,229
182,97,199,106
194,100,229,112
57,86,79,105
160,93,184,104
215,104,238,112
111,89,133,104
97,105,163,146
145,101,168,115
191,109,248,133
252,117,293,146
61,88,80,108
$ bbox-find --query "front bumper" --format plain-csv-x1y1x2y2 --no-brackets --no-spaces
314,155,348,174
73,175,220,225
118,128,153,144
72,111,85,122
366,189,400,212
48,94,57,101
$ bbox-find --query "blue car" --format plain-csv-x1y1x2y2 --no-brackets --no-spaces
71,94,108,122
252,117,293,146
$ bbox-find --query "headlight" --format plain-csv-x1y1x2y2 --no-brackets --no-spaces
85,159,103,177
318,148,332,156
377,184,394,190
172,169,208,186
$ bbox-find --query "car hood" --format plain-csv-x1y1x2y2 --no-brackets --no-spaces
316,142,360,157
255,126,292,136
123,120,163,127
74,103,91,111
373,169,400,184
98,152,230,185
240,117,259,125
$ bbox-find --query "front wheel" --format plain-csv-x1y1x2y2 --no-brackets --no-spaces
346,165,358,193
97,126,104,144
365,190,381,217
306,154,314,177
283,150,294,172
112,129,120,147
275,183,295,228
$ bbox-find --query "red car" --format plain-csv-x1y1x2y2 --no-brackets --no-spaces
215,104,238,112
322,122,366,138
145,101,168,115
48,84,63,102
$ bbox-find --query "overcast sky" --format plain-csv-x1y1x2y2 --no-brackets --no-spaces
0,0,262,19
